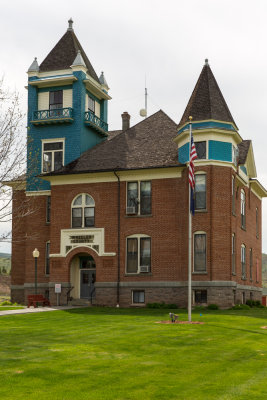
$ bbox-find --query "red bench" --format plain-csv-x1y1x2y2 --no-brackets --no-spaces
27,295,51,308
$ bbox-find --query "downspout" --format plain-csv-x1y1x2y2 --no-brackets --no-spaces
114,170,120,307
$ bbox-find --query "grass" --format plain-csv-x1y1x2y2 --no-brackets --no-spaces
0,306,24,311
0,307,267,400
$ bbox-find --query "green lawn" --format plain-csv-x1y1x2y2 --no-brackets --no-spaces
0,306,24,311
1,307,267,400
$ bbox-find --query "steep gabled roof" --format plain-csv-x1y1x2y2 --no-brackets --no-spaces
238,140,251,165
44,110,181,176
179,60,237,128
39,29,100,83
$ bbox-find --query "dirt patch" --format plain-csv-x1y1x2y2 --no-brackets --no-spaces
261,326,267,329
156,321,204,324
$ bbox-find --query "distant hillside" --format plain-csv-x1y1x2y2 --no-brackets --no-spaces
262,254,267,288
0,253,11,274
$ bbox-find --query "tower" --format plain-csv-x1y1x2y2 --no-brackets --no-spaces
26,18,111,192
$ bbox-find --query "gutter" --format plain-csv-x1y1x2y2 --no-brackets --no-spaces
113,170,121,307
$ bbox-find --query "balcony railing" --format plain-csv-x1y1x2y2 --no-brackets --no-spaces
31,108,73,125
84,111,108,135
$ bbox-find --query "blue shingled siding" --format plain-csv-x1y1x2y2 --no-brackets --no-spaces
178,142,189,163
26,72,108,192
208,140,232,162
177,120,236,135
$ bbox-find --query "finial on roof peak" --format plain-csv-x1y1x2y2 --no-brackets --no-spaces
205,58,209,66
28,57,39,73
71,49,86,68
68,18,73,31
99,71,109,90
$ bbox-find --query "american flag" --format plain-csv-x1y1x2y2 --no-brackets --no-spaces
189,134,197,189
189,133,197,214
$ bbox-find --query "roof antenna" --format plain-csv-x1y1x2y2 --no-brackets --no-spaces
68,18,74,31
140,75,147,118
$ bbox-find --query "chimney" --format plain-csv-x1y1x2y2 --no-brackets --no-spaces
121,112,130,131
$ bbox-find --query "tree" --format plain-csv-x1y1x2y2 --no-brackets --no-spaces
0,78,27,243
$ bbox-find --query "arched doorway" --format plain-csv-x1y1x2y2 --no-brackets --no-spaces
80,255,96,299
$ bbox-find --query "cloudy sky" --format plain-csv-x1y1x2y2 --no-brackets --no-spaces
1,0,267,253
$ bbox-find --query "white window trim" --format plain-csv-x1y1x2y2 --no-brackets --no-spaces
241,243,246,279
41,138,65,173
71,193,95,228
232,233,236,274
194,172,207,211
126,234,151,274
193,231,207,273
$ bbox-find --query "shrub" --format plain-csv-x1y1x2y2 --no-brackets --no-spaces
231,304,250,310
146,302,177,309
0,300,12,306
207,304,219,310
246,299,264,308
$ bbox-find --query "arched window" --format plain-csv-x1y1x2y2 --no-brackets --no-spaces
72,194,95,228
241,244,246,279
241,189,246,229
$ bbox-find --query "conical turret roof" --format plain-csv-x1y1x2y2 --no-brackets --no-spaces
178,60,237,128
39,22,99,83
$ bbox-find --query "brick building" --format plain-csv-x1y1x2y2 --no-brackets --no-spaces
10,20,267,308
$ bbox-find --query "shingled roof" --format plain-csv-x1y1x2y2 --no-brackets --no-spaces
45,110,181,176
238,140,251,164
39,27,100,83
179,60,237,128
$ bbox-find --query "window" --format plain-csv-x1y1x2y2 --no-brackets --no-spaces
132,290,145,304
256,208,259,238
241,244,246,279
242,292,245,304
249,249,253,281
195,174,206,210
256,258,259,282
45,242,50,275
46,196,51,223
241,189,246,229
194,290,207,304
72,194,95,228
195,141,206,159
232,176,235,214
194,233,206,272
232,234,236,274
126,235,151,274
49,90,63,116
42,141,64,173
88,96,95,113
127,181,151,215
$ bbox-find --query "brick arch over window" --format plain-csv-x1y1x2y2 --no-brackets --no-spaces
71,193,95,228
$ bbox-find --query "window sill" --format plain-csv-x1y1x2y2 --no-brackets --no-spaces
192,272,208,275
256,234,259,239
232,212,236,217
232,272,236,276
125,273,152,276
125,214,152,218
241,226,246,231
194,209,208,214
131,303,145,307
241,277,247,281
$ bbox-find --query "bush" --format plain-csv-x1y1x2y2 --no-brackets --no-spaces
207,304,219,310
231,304,250,310
146,302,177,309
0,300,12,306
246,299,264,308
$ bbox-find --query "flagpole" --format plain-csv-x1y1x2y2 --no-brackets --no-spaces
188,116,193,322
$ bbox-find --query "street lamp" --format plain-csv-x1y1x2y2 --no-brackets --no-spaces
32,248,40,295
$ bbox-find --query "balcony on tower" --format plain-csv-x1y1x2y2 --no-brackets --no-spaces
84,110,108,136
31,107,74,125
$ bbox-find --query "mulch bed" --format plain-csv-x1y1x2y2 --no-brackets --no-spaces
156,321,204,324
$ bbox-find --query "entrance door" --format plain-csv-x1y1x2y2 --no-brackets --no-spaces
80,270,96,299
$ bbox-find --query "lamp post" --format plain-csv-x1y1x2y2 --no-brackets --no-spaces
32,248,40,295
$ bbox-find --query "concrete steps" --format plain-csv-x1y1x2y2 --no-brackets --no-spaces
69,298,93,307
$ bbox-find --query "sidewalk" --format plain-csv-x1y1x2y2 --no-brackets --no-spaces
0,306,77,316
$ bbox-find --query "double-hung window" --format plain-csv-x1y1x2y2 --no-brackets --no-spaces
45,242,50,275
126,235,151,273
72,194,95,228
256,208,259,238
232,233,236,274
195,174,206,210
194,233,206,272
42,140,64,173
88,96,95,113
232,176,236,214
49,90,63,116
241,244,246,279
127,181,151,215
241,189,246,229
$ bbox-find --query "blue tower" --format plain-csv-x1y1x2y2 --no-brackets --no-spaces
26,19,111,192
